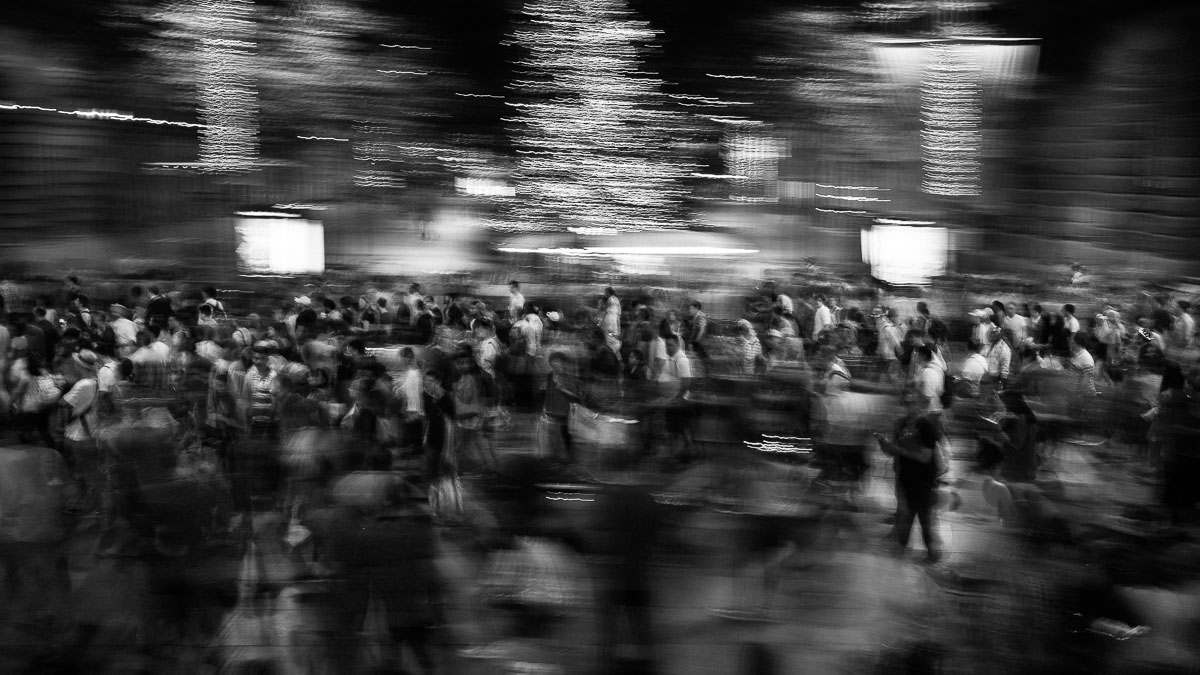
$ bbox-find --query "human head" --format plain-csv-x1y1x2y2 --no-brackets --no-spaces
1005,302,1017,317
202,285,217,300
689,301,702,316
916,301,929,316
1062,304,1075,317
988,326,1002,344
473,317,493,339
510,280,520,291
737,318,753,336
1070,332,1088,354
916,343,935,363
400,346,415,367
665,333,681,357
967,337,984,354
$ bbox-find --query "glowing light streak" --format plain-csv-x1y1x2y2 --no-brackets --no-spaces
236,211,300,218
815,184,889,191
1,102,202,128
273,203,329,211
816,194,891,203
297,135,349,142
816,208,869,215
497,246,758,256
380,44,431,49
456,93,504,98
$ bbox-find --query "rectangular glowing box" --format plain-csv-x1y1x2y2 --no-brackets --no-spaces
861,224,948,286
235,217,325,275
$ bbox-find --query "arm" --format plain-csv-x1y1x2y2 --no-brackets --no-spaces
876,434,933,464
675,376,691,402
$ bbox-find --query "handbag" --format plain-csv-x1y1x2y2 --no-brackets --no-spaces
429,475,463,521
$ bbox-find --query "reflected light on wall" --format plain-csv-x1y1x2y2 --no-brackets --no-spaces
236,217,325,275
861,224,948,285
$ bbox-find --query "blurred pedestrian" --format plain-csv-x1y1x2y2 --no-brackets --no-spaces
876,395,942,563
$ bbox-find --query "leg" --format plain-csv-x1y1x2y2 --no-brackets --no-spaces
895,490,918,551
913,491,940,561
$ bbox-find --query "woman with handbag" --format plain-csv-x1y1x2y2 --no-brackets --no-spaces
11,352,60,448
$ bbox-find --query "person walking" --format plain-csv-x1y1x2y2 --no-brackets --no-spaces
876,395,943,563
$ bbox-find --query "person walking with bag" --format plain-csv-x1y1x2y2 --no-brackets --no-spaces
59,350,102,514
876,394,943,564
11,352,60,448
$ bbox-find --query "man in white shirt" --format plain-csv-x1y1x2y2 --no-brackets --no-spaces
1062,304,1081,337
1068,334,1097,416
109,304,139,358
405,283,423,326
394,347,425,448
658,334,695,459
985,327,1013,388
812,295,833,341
914,344,945,416
474,319,501,380
959,337,988,399
1001,303,1029,346
61,350,101,510
508,281,526,321
522,309,543,358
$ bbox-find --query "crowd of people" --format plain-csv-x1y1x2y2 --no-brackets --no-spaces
1,273,1198,673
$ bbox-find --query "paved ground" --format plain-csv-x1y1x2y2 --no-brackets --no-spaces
2,412,1198,674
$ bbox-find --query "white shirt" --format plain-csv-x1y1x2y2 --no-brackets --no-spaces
973,322,993,346
523,313,543,357
97,361,120,394
960,352,988,396
62,378,99,442
509,291,525,318
658,349,692,399
395,366,424,415
1070,348,1096,397
111,317,139,356
813,305,833,339
1001,314,1028,344
1065,315,1080,335
918,363,944,414
986,340,1012,380
478,336,500,378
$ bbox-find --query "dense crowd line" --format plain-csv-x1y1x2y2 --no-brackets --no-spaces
1,274,1198,673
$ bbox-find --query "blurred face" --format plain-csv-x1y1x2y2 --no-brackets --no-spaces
688,305,698,317
665,339,680,357
252,351,269,372
424,374,443,397
1005,304,1016,317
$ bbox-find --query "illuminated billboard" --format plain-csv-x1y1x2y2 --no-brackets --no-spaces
235,215,325,275
861,222,948,286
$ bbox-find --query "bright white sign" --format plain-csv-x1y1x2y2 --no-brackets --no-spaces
861,225,948,286
236,218,325,275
